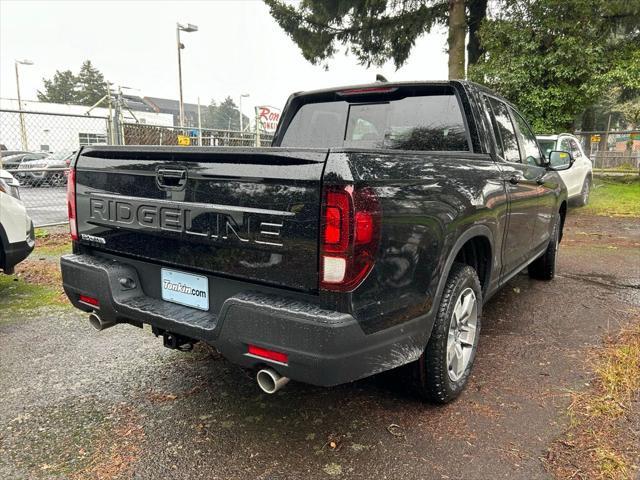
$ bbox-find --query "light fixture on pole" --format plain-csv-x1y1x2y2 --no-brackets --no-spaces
239,93,250,133
176,22,198,128
15,59,34,151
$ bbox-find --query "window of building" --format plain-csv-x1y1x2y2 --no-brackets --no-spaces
79,133,107,146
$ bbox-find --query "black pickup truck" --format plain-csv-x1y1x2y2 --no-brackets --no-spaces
61,81,572,403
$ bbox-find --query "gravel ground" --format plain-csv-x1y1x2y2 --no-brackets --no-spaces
1,212,638,480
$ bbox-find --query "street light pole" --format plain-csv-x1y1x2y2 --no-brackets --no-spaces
176,22,198,128
15,59,34,151
239,93,249,133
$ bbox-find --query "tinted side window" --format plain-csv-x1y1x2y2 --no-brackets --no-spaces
487,98,520,163
538,140,555,158
568,139,582,158
483,95,504,158
511,110,543,167
559,137,572,152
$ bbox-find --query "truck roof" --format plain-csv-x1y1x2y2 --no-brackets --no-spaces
291,79,475,98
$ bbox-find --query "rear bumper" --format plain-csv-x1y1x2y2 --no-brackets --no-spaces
1,221,35,273
60,253,427,387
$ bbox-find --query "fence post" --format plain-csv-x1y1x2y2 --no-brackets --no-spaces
197,97,203,146
255,106,260,147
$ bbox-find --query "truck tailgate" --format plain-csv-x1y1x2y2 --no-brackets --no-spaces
74,146,328,291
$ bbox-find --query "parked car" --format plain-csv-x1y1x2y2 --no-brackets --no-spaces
0,150,30,158
537,134,593,206
61,80,571,403
0,169,35,274
17,150,75,186
1,152,48,170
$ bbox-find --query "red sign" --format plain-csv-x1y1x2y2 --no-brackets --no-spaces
257,106,281,133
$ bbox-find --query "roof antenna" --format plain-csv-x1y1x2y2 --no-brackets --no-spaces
376,74,388,82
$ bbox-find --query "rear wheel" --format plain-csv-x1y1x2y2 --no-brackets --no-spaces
574,177,591,207
414,263,482,404
529,214,561,280
48,172,66,187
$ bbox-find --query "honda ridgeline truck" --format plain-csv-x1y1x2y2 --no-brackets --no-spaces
61,81,572,403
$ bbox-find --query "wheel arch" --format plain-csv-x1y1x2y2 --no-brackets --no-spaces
559,200,567,242
434,225,494,306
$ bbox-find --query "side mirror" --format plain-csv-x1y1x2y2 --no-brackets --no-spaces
547,150,574,171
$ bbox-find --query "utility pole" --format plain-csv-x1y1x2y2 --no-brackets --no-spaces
15,59,34,151
239,93,249,133
255,106,261,147
176,22,198,128
197,96,202,146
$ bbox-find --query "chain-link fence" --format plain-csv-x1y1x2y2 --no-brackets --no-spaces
5,168,69,227
574,130,640,173
1,109,275,227
123,123,273,147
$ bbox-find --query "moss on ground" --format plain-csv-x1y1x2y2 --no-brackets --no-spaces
0,274,68,322
580,176,640,217
545,323,640,479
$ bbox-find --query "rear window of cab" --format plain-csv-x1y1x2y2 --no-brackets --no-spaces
280,90,470,152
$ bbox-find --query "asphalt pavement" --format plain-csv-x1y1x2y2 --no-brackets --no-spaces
19,186,67,226
0,214,638,479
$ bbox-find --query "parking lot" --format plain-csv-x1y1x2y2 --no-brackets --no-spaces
1,199,638,479
19,185,67,226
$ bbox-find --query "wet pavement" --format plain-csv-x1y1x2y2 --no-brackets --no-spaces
1,213,638,479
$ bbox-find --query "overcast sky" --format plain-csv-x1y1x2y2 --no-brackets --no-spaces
1,0,449,116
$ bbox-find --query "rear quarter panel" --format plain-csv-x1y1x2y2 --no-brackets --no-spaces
323,150,508,334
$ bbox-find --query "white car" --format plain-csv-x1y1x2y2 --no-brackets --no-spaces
0,169,35,274
537,134,593,206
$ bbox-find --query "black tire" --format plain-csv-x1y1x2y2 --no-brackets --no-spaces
573,177,591,207
528,214,561,281
414,263,482,404
48,173,65,187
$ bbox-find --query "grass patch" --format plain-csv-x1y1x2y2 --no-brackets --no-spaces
580,176,640,217
36,241,72,257
0,229,71,322
545,323,640,479
0,275,67,322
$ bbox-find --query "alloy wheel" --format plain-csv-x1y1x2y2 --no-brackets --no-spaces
446,287,478,382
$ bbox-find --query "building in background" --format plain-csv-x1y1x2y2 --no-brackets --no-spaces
0,97,173,152
136,96,200,127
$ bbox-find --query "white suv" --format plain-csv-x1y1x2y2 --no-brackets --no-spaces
0,169,35,274
537,134,593,206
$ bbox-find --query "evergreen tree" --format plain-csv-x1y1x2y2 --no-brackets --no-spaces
264,0,488,79
76,60,108,106
37,61,108,106
202,97,250,130
37,70,78,104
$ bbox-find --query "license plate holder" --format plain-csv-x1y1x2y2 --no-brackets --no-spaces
161,268,209,311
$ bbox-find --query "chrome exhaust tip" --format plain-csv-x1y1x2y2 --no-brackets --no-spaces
256,367,289,394
88,312,116,331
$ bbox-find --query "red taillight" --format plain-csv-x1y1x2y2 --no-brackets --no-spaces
320,185,380,291
248,344,289,364
67,169,78,240
337,87,397,96
79,294,99,307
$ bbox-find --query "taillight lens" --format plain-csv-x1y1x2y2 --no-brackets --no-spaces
320,185,380,291
67,169,78,240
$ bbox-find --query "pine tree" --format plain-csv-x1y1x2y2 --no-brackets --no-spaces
37,70,78,104
76,60,107,106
